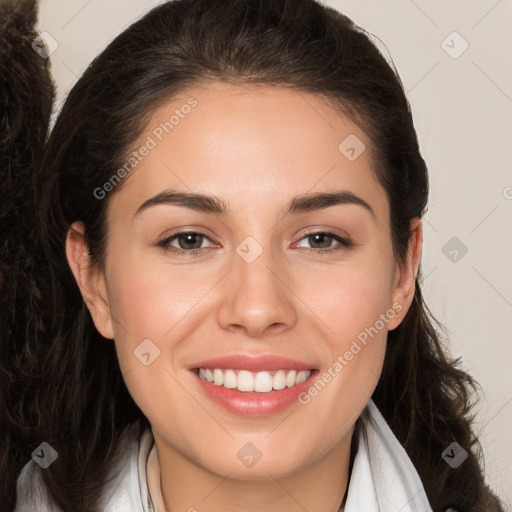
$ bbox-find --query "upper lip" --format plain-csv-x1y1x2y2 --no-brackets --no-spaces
190,354,316,372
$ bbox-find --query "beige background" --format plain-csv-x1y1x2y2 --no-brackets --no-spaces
36,0,512,506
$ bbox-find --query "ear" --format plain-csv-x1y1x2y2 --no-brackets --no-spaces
387,218,423,330
65,221,115,339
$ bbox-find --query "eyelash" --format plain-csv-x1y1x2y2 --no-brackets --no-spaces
157,229,354,257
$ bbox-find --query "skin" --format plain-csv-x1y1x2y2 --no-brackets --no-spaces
66,81,422,512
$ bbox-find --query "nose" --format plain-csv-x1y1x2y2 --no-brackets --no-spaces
217,241,297,338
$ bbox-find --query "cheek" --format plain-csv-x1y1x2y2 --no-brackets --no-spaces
298,253,396,342
105,255,216,414
108,274,189,436
305,269,391,383
107,254,209,342
294,248,396,396
292,265,395,452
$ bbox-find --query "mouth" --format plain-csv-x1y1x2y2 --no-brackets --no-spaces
189,354,318,417
195,367,312,392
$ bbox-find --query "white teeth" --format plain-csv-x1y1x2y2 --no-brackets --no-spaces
197,368,312,392
254,371,273,392
296,370,309,385
223,369,237,389
213,369,224,386
272,370,287,390
237,370,254,392
286,370,297,388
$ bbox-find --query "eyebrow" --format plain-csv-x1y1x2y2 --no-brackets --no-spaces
134,189,375,219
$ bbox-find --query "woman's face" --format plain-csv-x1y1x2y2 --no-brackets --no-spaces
68,81,420,480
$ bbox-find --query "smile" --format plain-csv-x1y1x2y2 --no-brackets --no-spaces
197,368,312,392
190,354,318,416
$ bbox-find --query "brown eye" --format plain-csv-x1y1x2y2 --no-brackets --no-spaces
158,231,214,255
296,231,353,253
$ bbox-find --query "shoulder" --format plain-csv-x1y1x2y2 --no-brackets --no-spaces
15,423,151,512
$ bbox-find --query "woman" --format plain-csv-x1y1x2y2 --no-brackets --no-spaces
1,0,505,510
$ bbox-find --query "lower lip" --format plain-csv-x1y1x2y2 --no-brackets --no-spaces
193,370,317,417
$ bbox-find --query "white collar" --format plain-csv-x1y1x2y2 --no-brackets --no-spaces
344,398,433,512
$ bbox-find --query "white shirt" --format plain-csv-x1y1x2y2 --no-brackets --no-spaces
16,399,455,511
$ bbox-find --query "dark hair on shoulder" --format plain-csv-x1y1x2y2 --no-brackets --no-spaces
1,0,505,510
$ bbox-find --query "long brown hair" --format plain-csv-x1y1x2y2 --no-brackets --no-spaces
1,0,504,510
0,1,54,510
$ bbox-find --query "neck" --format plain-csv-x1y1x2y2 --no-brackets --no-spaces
152,424,358,512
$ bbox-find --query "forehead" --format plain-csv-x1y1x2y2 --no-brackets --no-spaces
107,81,388,222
